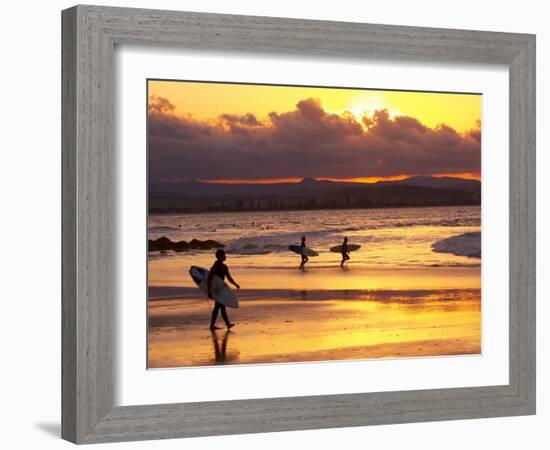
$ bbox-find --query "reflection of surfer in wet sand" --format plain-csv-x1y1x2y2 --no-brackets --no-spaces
210,329,240,364
210,329,230,364
340,237,350,268
208,249,239,331
299,236,309,270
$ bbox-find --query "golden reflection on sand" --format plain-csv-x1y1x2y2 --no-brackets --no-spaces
148,288,481,368
149,265,481,291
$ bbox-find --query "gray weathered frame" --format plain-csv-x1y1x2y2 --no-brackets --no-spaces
61,4,536,444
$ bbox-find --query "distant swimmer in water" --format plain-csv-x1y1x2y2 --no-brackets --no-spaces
208,249,239,331
340,237,350,268
300,236,309,270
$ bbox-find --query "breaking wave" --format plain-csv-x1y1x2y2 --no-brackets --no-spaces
148,225,180,232
432,232,481,258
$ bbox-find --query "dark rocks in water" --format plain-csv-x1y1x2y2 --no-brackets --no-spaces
148,236,173,251
148,237,224,252
189,238,225,250
173,240,190,252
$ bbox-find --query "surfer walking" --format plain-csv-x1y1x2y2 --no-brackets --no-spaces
340,237,350,268
300,236,309,270
208,249,239,331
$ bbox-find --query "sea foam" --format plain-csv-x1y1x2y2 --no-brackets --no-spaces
432,232,481,258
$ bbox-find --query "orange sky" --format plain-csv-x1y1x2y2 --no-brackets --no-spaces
149,80,481,132
198,172,480,184
148,80,482,183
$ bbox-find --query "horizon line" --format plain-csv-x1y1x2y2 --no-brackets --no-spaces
153,173,481,185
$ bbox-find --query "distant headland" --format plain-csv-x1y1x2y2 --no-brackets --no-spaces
149,176,481,214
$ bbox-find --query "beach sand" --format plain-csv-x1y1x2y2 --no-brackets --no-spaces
148,265,481,291
147,267,481,368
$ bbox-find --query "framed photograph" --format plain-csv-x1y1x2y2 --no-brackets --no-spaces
62,5,536,444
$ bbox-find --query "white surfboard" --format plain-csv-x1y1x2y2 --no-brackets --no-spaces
288,244,319,257
330,244,361,253
189,266,239,309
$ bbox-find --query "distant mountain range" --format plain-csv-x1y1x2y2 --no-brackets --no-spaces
149,176,481,213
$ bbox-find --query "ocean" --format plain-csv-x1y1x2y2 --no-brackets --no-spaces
148,205,480,271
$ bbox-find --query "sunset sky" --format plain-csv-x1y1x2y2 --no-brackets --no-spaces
148,80,481,183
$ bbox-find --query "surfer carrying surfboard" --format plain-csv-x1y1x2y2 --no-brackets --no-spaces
208,249,239,331
299,236,309,269
340,237,350,268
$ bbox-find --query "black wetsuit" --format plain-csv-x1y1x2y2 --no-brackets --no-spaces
341,242,350,264
210,261,230,326
300,241,309,266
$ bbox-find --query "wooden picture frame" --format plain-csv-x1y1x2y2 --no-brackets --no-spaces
61,5,536,444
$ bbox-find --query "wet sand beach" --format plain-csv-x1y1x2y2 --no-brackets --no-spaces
147,267,481,368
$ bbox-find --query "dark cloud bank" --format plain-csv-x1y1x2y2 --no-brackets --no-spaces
148,96,481,181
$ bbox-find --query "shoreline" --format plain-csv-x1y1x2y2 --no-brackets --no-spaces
149,286,481,302
148,265,481,291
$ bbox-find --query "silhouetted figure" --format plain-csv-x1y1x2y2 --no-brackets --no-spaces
340,237,350,268
299,236,309,270
208,249,240,331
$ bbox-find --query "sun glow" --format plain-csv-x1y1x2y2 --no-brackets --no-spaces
338,93,402,120
149,80,481,133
